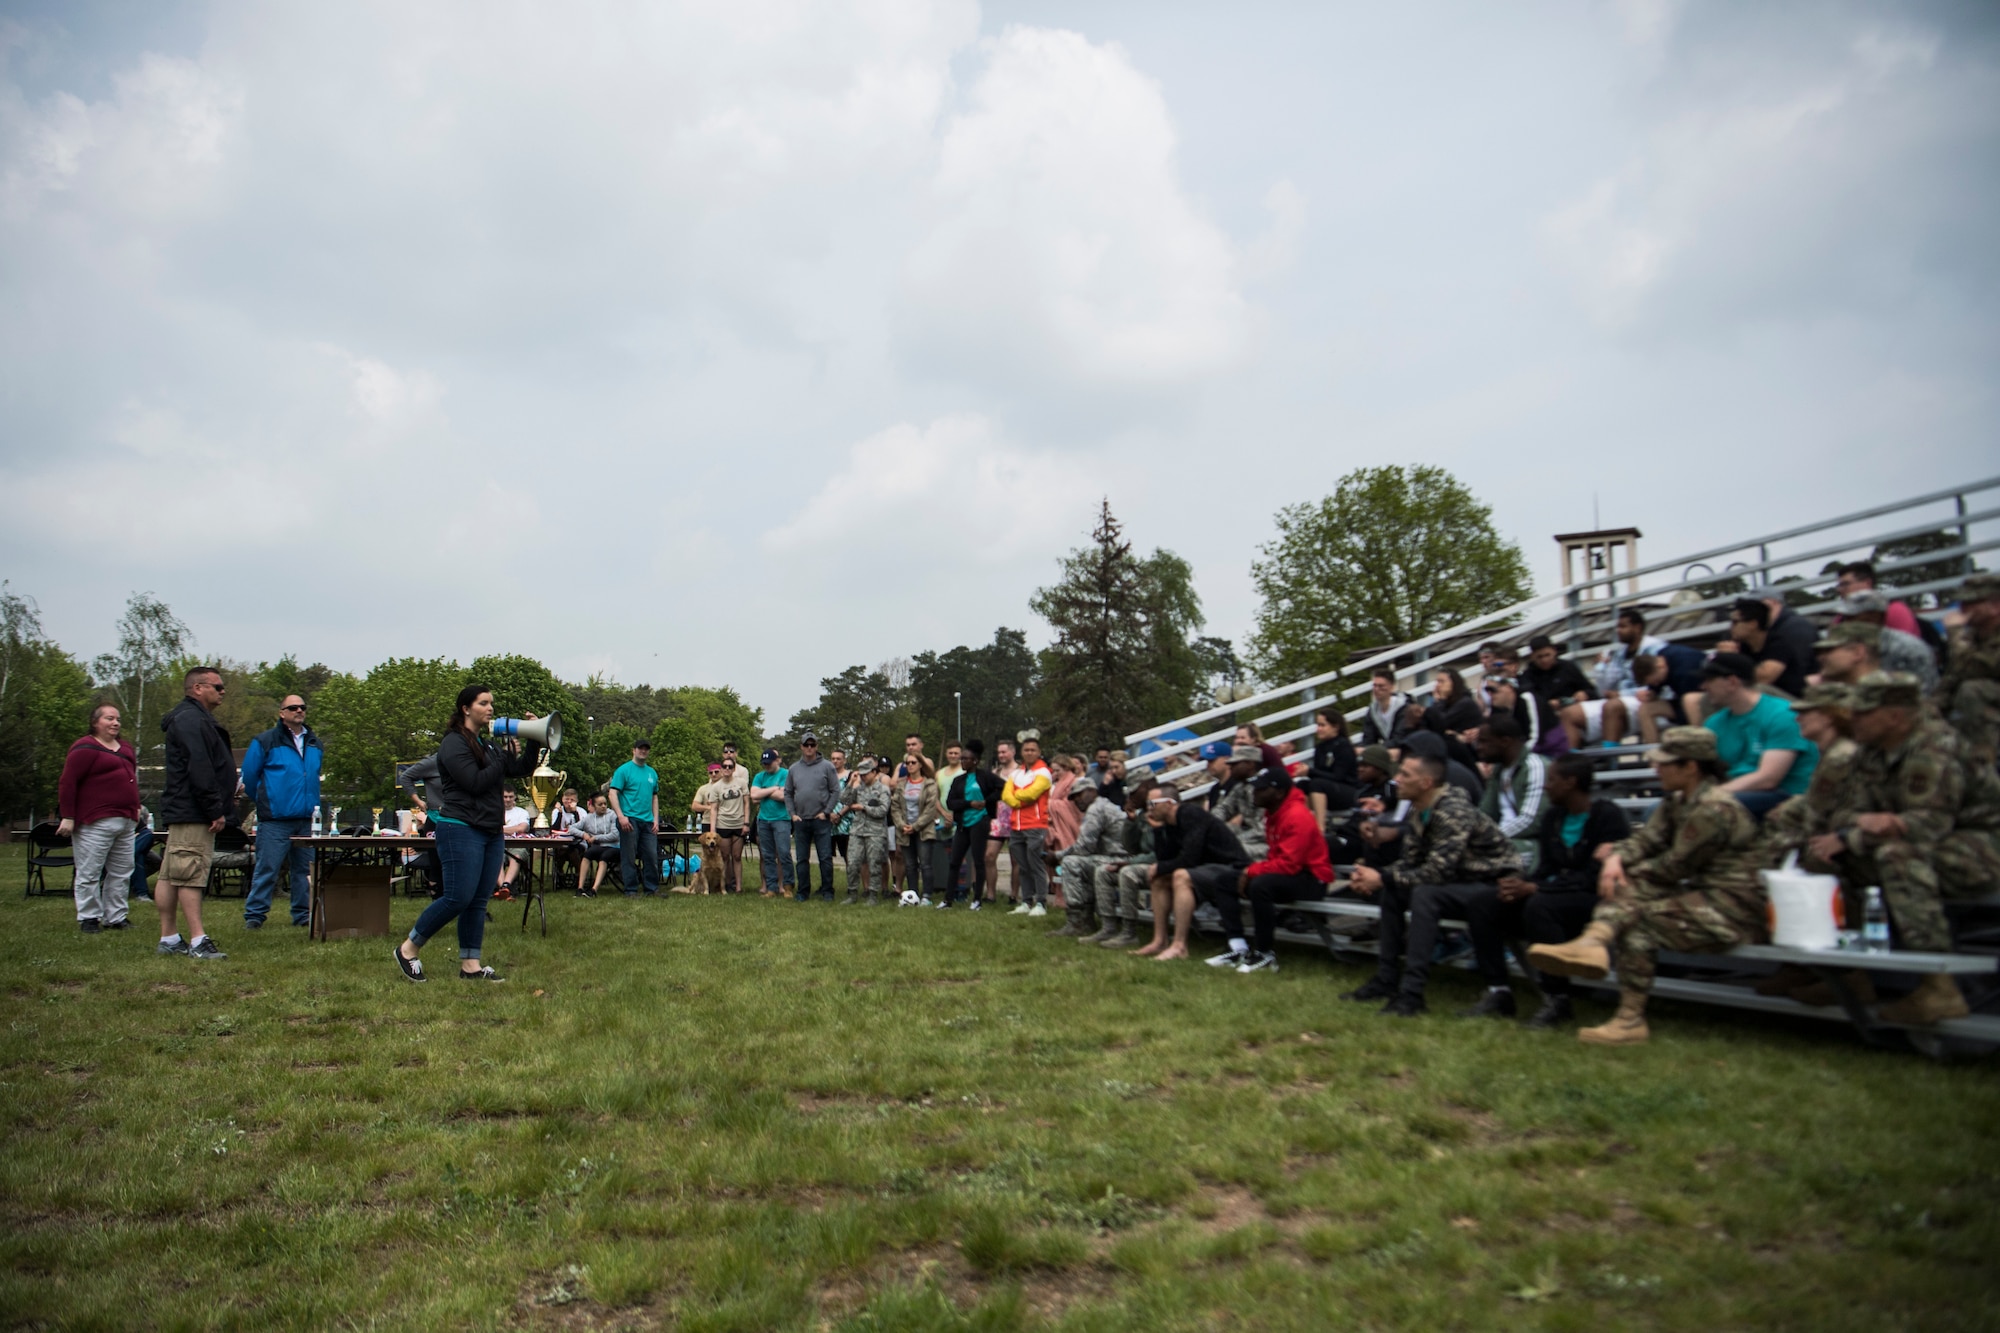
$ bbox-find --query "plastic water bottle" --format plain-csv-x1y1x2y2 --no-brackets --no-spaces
311,806,322,837
1862,886,1891,953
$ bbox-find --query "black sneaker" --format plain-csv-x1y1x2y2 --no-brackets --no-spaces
458,966,505,983
1206,947,1250,968
395,948,427,982
103,919,131,931
189,937,227,961
156,938,190,956
1236,950,1280,974
243,919,264,930
1522,995,1573,1030
1343,977,1397,1003
1379,995,1426,1018
79,918,101,934
1461,988,1516,1019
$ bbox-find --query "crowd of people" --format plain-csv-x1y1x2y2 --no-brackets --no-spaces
45,562,2000,1042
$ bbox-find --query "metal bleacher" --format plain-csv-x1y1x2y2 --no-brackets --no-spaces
1119,475,2000,1057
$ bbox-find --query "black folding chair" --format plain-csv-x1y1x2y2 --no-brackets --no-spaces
24,822,72,897
205,825,255,899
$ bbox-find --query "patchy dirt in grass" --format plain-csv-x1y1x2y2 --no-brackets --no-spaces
152,982,190,995
1185,1184,1267,1234
511,1274,665,1332
811,1243,1116,1324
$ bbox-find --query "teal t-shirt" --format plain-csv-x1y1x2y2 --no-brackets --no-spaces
753,767,789,822
1704,694,1817,797
1559,811,1589,848
609,761,660,821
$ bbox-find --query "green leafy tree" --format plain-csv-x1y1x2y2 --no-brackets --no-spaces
0,597,94,822
466,654,578,729
90,592,195,764
1247,466,1531,683
1872,529,1976,605
1030,500,1204,753
789,664,908,759
663,685,762,756
650,716,714,828
908,628,1039,750
313,657,464,801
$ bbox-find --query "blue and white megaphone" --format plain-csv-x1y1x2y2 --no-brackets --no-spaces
490,714,562,752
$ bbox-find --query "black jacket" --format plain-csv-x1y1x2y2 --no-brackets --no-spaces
1531,799,1632,896
1520,658,1598,705
1152,804,1249,873
1420,695,1484,736
946,769,1005,820
1307,734,1358,789
433,728,540,834
160,697,236,825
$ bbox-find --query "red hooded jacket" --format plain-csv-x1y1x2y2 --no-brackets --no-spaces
1244,787,1333,883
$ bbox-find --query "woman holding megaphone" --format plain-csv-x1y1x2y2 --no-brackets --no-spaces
395,685,543,983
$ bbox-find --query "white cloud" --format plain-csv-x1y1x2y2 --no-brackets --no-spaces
899,25,1251,390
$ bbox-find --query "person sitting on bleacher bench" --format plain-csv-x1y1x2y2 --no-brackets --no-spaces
1203,769,1334,974
1497,754,1632,1029
1342,753,1520,1018
1809,672,2000,1026
1529,727,1765,1047
1935,572,2000,769
1133,785,1250,962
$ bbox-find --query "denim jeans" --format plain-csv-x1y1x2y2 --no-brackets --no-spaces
412,821,502,960
756,819,794,892
904,838,947,900
131,827,154,902
245,816,312,925
793,817,835,899
71,816,135,925
620,818,660,894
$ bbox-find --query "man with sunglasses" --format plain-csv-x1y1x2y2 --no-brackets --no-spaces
157,666,238,960
785,731,842,901
238,694,324,929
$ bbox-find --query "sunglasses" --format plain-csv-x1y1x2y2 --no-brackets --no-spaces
282,704,306,712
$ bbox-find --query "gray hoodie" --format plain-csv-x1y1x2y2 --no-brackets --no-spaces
784,752,843,820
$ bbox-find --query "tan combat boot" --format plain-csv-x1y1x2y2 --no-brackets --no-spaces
1526,921,1615,981
1578,990,1650,1046
1787,970,1877,1008
1877,973,1969,1026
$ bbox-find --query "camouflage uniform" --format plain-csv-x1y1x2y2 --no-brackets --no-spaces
1842,676,2000,951
1371,785,1520,990
1936,610,2000,770
846,781,891,882
1059,797,1126,925
1596,775,1765,994
1102,818,1156,928
1210,779,1268,860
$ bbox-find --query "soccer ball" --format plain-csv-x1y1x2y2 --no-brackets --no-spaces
898,889,920,906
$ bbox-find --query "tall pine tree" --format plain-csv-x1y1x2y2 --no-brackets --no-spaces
1030,500,1203,751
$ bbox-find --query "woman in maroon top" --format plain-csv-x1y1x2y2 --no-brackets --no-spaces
57,704,142,933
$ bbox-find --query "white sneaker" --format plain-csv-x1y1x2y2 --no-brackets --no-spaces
1207,948,1249,968
1027,903,1047,918
1010,902,1032,915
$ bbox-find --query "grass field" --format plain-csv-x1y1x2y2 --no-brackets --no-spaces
3,842,1999,1331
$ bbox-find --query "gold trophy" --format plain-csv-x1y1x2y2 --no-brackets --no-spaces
526,762,567,831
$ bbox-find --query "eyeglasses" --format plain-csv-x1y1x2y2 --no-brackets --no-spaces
282,704,306,713
802,740,818,747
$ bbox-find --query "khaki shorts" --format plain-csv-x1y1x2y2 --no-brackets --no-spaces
162,823,216,889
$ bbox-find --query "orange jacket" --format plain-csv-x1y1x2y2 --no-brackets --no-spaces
1001,762,1052,830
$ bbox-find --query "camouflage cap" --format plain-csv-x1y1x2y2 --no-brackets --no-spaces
1646,725,1719,766
1816,621,1880,651
1836,591,1890,616
1358,744,1395,772
1229,743,1263,765
1791,682,1857,713
1958,572,2000,605
1850,671,1923,711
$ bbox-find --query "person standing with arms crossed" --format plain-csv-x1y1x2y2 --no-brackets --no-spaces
608,738,662,896
395,686,540,982
1003,736,1054,917
157,667,237,960
237,694,323,929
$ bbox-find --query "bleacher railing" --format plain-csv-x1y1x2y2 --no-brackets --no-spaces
1128,474,2000,791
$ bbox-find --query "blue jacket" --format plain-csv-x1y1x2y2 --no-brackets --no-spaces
240,722,324,821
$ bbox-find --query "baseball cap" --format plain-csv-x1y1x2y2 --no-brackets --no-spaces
1836,591,1890,616
1851,671,1923,711
800,730,818,744
1250,767,1292,792
855,757,877,773
1198,740,1232,761
1791,682,1856,713
1816,621,1879,651
760,748,779,764
1230,743,1262,765
1646,726,1719,766
1957,572,2000,604
632,738,651,751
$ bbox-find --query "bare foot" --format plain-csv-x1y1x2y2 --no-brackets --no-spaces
1153,944,1188,962
1132,940,1165,957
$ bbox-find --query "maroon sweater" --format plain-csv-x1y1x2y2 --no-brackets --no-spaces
57,738,141,825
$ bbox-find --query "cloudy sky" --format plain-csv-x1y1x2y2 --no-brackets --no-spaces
4,0,1997,725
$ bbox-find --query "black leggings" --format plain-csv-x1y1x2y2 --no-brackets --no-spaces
947,823,989,904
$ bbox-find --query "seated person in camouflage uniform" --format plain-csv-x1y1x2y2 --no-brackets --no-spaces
842,760,892,904
1936,572,2000,769
1055,782,1124,940
1093,781,1158,950
1343,753,1520,1018
1756,683,1871,1005
1210,745,1270,861
1529,727,1766,1047
1834,592,1940,693
1814,621,1889,687
1810,672,2000,1025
